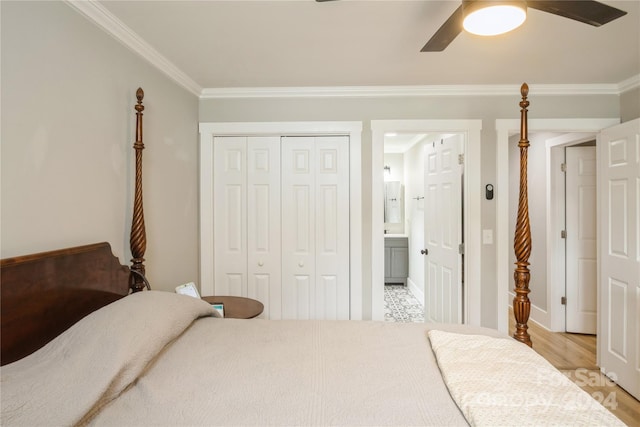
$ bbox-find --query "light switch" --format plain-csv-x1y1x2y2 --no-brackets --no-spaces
483,229,493,245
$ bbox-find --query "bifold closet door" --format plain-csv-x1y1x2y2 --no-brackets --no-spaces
281,136,350,320
247,137,281,319
214,136,281,318
214,137,247,297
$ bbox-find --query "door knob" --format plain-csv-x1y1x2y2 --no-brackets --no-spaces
258,261,264,267
420,249,429,255
298,261,304,267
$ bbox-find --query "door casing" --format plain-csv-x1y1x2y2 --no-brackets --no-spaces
372,120,482,325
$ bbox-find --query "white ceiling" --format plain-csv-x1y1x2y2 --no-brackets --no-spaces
96,0,640,91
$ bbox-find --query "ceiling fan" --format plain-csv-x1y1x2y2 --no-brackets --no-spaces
316,0,627,52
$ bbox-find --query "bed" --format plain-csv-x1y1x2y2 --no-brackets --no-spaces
0,86,624,426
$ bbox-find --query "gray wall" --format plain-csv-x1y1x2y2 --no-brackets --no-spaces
1,1,200,292
2,0,636,325
621,87,640,122
200,94,621,327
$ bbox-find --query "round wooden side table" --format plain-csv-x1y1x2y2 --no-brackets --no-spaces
201,296,264,319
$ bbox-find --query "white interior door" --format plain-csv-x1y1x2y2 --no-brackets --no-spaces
281,136,350,320
281,137,316,319
247,137,281,319
597,118,639,400
565,146,597,334
424,136,463,324
314,137,350,319
213,136,247,297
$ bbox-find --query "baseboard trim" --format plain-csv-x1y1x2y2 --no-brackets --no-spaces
407,278,424,307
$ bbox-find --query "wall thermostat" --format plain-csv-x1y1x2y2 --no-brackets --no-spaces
485,184,494,200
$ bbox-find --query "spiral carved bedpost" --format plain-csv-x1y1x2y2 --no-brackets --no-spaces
513,83,533,347
130,88,147,293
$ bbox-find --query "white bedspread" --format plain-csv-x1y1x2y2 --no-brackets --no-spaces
428,330,625,426
2,292,471,426
87,318,470,426
2,291,622,426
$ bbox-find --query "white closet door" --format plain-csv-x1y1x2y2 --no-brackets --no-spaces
281,136,350,320
281,137,316,319
315,136,350,319
213,137,247,297
247,137,281,319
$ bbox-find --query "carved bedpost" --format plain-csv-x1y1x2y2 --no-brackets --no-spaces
513,83,532,347
130,88,147,293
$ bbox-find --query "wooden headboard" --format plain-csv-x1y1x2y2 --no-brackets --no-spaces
0,243,130,365
0,89,150,365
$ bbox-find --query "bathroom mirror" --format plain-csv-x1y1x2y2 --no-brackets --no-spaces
384,181,402,223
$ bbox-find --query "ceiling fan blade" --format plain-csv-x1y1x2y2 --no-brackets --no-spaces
421,5,464,52
526,0,627,26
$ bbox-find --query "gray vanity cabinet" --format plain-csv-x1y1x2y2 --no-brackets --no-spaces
384,237,408,285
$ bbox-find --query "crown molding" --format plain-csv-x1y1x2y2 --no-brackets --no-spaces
64,0,202,97
64,1,637,101
200,82,627,99
618,74,640,93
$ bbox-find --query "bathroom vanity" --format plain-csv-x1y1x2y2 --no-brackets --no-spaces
384,235,408,285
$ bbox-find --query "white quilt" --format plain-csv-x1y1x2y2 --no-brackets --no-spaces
428,330,625,426
2,291,623,427
2,292,469,426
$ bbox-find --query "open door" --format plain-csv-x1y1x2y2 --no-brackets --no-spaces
597,118,639,400
423,135,463,324
565,146,597,334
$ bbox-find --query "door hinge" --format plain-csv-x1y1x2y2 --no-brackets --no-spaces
561,163,567,172
561,230,567,239
561,296,567,305
458,243,465,255
458,154,464,165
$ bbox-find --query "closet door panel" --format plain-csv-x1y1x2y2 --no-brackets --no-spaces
213,137,247,297
315,136,350,320
213,134,351,320
281,137,316,319
247,137,281,319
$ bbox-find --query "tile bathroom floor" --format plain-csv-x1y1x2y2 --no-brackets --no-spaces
383,284,424,323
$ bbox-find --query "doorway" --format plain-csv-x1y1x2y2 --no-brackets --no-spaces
504,130,600,333
372,120,482,324
547,137,598,334
495,118,619,333
383,132,464,323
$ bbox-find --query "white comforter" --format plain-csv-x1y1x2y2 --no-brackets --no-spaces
2,292,470,426
1,292,623,426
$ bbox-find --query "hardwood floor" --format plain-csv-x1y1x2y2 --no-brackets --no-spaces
509,310,640,426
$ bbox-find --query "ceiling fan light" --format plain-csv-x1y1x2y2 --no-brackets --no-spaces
463,1,527,36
